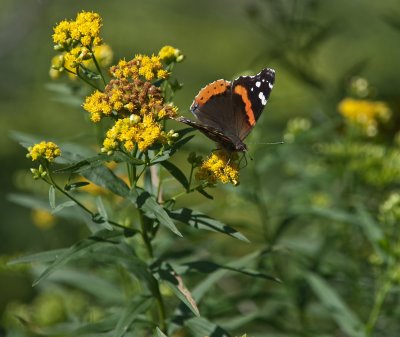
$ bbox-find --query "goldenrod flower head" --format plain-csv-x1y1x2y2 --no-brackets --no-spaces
31,209,56,230
27,141,61,162
52,11,102,48
110,54,169,81
83,78,177,122
338,98,391,137
102,116,162,153
195,150,240,186
158,45,184,63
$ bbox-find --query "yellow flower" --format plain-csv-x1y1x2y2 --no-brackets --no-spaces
102,115,162,153
338,98,391,137
27,141,61,162
52,11,102,48
32,209,56,230
52,20,71,45
83,79,177,123
195,150,240,186
158,45,184,63
110,54,169,81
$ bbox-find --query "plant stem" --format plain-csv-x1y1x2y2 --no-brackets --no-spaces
365,269,393,336
44,169,133,232
138,209,167,332
66,67,102,91
89,47,107,86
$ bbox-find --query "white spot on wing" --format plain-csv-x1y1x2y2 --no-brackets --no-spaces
268,82,273,89
259,92,267,105
255,81,261,87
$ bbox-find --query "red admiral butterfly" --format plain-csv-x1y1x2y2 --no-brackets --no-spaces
175,68,275,152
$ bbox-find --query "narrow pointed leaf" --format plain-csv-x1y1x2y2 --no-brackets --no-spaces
113,296,153,337
95,197,113,230
156,327,168,337
168,208,248,242
49,185,56,209
52,200,76,214
158,263,199,317
160,161,189,189
130,189,182,237
185,317,231,337
8,249,67,265
306,272,364,337
33,229,126,286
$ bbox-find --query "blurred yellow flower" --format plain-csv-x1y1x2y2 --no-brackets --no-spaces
195,150,240,186
158,45,184,63
338,98,391,137
31,209,56,230
27,141,61,162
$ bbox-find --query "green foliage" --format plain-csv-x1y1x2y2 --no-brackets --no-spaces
3,1,400,337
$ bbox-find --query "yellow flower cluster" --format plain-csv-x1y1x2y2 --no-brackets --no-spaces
110,54,169,81
52,11,102,47
196,150,240,186
158,45,184,63
51,12,106,77
102,115,163,153
338,98,391,137
83,78,177,122
27,141,61,162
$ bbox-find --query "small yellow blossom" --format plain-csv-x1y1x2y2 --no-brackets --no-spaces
158,45,184,63
102,115,163,153
53,11,102,48
195,150,240,186
32,209,56,230
338,98,391,137
27,141,61,162
110,54,169,81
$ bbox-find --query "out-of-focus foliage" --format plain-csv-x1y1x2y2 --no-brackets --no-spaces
2,0,400,336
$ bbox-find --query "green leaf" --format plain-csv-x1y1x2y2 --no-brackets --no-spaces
160,161,189,189
52,200,76,214
8,249,67,265
130,189,182,237
64,181,90,191
184,317,231,337
168,208,248,242
150,135,195,165
157,263,200,317
196,187,214,200
175,260,280,282
113,296,153,337
33,229,127,286
156,327,168,337
56,153,144,174
95,197,113,230
355,203,385,258
49,185,56,209
82,165,130,197
192,251,262,302
305,272,365,337
39,267,124,304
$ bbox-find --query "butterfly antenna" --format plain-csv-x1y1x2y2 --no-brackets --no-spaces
247,141,285,145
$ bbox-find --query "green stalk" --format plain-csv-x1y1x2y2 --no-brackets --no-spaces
138,209,167,332
365,269,393,336
44,165,133,232
89,47,107,86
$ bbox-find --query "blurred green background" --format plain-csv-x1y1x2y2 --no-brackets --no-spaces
2,0,400,336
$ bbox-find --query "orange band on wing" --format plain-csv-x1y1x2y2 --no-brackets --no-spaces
194,79,230,106
234,85,255,126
